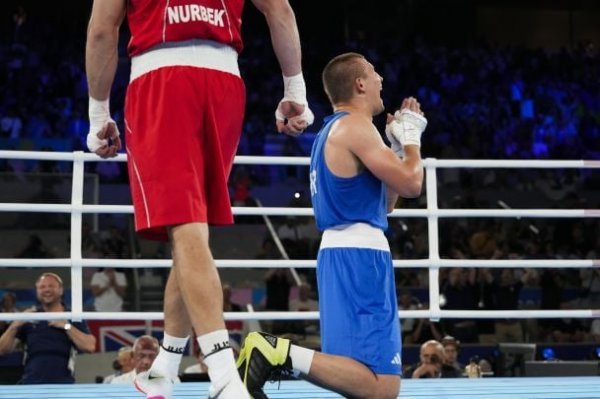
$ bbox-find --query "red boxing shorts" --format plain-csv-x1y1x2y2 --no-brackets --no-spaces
124,42,245,241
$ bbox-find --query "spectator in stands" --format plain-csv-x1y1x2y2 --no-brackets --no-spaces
441,335,464,372
231,167,253,207
288,283,319,338
579,264,600,309
407,316,444,345
277,216,307,258
103,346,134,383
255,238,280,260
90,267,127,312
478,357,494,376
264,268,294,335
0,106,23,139
282,135,307,180
481,266,535,343
549,302,586,343
14,234,51,258
0,272,96,383
440,267,479,343
111,335,174,384
403,340,462,379
264,268,293,312
101,227,129,258
289,283,318,313
538,269,565,338
0,292,18,335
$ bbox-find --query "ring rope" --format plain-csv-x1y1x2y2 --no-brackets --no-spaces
0,258,596,269
2,150,600,168
0,204,598,218
1,309,598,322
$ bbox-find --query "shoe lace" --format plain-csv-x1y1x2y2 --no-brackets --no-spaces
267,366,293,390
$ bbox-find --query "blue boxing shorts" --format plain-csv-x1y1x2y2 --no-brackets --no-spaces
317,223,402,375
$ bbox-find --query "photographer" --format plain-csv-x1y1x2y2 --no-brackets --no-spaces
403,340,462,378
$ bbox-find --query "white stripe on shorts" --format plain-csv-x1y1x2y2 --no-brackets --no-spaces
130,39,239,82
320,222,390,251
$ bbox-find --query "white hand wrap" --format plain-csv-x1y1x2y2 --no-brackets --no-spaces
87,97,119,152
387,109,428,147
275,73,314,126
385,123,405,158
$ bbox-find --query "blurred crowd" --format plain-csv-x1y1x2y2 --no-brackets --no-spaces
1,5,599,174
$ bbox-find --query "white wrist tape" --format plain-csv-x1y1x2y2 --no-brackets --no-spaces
87,97,118,152
282,73,307,104
385,123,404,158
275,73,314,126
388,109,427,147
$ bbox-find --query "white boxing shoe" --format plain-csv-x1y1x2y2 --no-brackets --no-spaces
208,378,250,399
134,370,174,399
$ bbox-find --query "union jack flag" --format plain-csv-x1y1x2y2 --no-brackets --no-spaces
87,320,165,352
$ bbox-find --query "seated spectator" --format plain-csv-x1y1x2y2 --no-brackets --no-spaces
231,167,253,207
441,335,464,372
481,267,535,343
549,302,586,343
103,346,134,383
255,238,280,260
111,335,179,384
579,266,600,309
0,272,96,384
264,267,297,335
441,267,479,343
403,340,462,379
0,292,18,335
282,283,320,349
90,268,127,312
277,216,310,258
288,283,319,335
15,234,51,258
407,318,444,345
264,268,293,312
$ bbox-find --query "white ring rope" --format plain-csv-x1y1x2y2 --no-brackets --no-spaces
2,150,600,168
1,203,599,218
1,309,599,322
0,150,599,322
0,258,600,269
0,258,596,269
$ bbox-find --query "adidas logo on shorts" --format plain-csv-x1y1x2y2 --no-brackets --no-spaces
390,352,402,365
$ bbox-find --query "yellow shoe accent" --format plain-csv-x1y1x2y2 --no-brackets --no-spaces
237,332,292,399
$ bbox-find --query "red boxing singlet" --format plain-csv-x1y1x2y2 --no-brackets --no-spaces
127,0,244,56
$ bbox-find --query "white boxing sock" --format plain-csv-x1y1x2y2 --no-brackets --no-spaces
289,344,314,375
198,330,240,389
152,333,189,379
